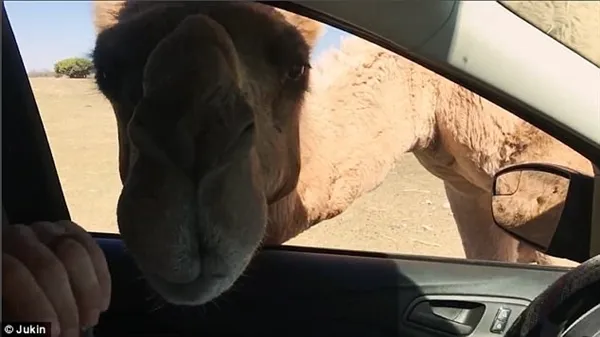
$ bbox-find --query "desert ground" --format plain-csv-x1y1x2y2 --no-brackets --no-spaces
32,77,466,260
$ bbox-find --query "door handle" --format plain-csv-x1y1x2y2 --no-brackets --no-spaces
407,300,485,335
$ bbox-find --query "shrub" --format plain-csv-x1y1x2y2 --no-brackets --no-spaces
53,57,94,78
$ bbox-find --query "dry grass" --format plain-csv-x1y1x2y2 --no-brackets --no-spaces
33,78,122,233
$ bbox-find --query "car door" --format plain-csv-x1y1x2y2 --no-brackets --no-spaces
2,2,598,337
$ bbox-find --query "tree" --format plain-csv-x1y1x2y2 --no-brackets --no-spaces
54,57,94,78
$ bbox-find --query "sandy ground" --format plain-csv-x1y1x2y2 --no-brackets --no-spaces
32,77,466,260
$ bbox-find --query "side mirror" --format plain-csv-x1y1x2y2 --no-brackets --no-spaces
491,163,594,263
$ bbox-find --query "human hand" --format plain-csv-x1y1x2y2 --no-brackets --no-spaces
2,220,111,337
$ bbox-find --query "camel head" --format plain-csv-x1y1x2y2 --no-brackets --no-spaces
92,1,322,305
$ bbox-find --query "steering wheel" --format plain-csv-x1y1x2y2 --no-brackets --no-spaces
505,255,600,337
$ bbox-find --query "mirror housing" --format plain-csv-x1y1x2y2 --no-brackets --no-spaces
491,163,594,263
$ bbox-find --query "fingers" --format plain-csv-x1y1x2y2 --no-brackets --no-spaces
3,221,111,336
3,225,78,336
30,221,104,329
55,220,112,311
55,239,101,329
2,253,61,337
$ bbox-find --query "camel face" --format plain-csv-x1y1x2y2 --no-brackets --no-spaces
92,2,321,305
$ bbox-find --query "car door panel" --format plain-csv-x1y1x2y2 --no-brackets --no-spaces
94,235,567,337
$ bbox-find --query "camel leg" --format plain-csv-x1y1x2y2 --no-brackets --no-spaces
517,242,552,265
518,240,578,267
443,181,521,262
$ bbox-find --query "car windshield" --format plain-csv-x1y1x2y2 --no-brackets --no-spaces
498,1,600,68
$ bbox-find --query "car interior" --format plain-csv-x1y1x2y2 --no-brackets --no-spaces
3,1,600,337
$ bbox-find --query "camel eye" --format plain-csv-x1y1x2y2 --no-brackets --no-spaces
286,64,306,81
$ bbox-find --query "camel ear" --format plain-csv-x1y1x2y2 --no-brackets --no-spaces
93,1,126,34
277,9,324,49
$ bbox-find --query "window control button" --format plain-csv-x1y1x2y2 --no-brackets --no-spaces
490,320,507,334
490,307,512,334
496,307,511,322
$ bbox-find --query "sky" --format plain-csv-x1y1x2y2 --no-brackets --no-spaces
4,1,349,73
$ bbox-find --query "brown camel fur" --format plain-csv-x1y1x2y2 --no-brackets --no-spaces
292,0,597,265
92,1,322,305
299,37,591,265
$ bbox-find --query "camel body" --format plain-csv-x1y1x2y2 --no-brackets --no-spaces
275,1,598,265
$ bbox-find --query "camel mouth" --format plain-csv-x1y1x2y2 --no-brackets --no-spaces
118,184,260,306
117,123,266,305
118,192,257,306
143,260,243,306
148,274,230,306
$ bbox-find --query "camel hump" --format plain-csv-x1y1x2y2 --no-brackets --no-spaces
93,1,125,34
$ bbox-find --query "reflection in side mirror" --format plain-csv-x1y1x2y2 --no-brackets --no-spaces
492,169,569,249
491,163,594,263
